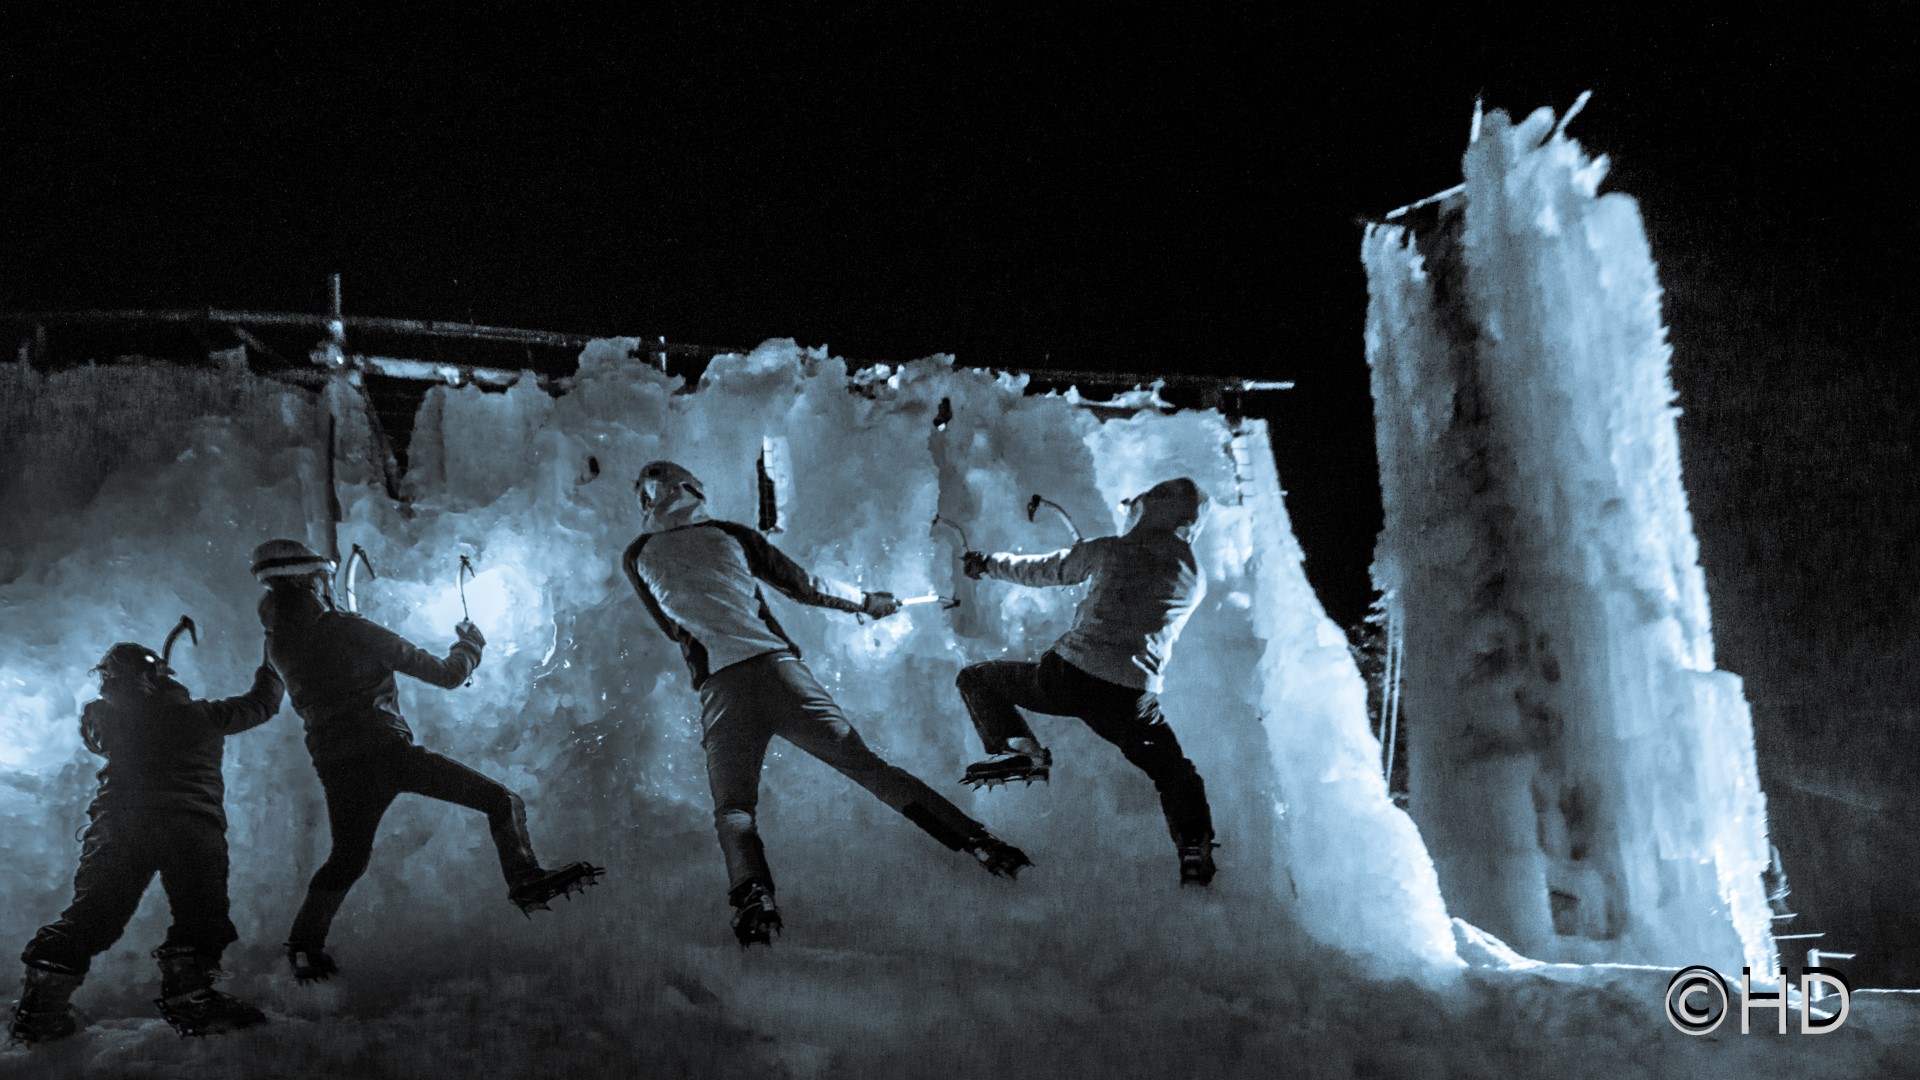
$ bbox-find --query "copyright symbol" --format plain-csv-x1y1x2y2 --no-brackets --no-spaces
1666,966,1729,1035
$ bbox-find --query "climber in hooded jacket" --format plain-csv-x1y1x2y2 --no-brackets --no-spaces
9,636,282,1044
249,539,602,985
620,460,1031,948
955,477,1219,886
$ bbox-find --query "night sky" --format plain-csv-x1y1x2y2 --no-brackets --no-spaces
4,6,1917,979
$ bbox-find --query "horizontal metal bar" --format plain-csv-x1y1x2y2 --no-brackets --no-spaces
358,355,524,387
0,308,715,353
1007,368,1293,393
5,309,1290,393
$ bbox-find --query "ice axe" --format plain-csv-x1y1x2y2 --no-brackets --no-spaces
458,555,477,622
931,514,971,551
855,591,960,627
1026,494,1083,542
341,543,378,614
899,593,963,611
161,615,197,671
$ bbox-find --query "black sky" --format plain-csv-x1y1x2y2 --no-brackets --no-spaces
2,6,1907,363
5,5,1911,625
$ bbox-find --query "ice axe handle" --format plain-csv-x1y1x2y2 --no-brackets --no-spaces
1027,494,1083,541
931,514,972,552
900,594,961,610
344,544,377,613
458,555,476,622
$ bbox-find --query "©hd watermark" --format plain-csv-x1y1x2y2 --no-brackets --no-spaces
1665,966,1851,1035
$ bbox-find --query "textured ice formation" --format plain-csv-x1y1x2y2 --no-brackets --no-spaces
1363,103,1776,974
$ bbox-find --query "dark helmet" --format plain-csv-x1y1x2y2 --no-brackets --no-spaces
250,538,334,584
94,642,170,683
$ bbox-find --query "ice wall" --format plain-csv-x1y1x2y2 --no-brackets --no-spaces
0,340,1455,1022
1362,104,1776,973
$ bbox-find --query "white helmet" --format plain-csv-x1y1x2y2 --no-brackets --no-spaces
636,461,708,530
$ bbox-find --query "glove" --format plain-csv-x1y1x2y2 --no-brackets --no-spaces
455,620,487,648
861,591,903,619
255,663,284,690
962,551,990,580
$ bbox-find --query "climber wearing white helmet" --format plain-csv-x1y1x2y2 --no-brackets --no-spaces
955,477,1218,886
621,460,1031,948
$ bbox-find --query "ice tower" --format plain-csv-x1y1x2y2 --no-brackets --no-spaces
1362,102,1776,973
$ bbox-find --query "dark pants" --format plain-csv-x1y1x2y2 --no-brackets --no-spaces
288,743,538,947
956,650,1213,849
700,651,989,894
23,809,238,975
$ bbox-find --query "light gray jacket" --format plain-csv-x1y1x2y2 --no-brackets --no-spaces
983,478,1208,693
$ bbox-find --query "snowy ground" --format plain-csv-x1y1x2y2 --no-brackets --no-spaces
7,873,1917,1080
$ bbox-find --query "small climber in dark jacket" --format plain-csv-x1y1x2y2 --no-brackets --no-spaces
9,631,283,1044
249,539,602,984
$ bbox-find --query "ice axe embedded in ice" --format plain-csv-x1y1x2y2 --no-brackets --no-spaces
458,555,477,622
160,615,197,671
1025,494,1083,542
929,511,967,549
341,543,378,614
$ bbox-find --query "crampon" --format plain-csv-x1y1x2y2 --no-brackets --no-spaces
6,1005,81,1046
1179,840,1220,887
967,836,1033,880
729,882,782,948
960,748,1051,790
285,945,338,984
509,861,607,916
154,988,267,1037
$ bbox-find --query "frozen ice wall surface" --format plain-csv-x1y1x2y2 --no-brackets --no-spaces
1,339,1462,1077
1363,101,1776,975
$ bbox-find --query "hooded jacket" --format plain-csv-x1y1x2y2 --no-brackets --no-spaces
259,587,483,764
981,477,1209,693
81,666,284,825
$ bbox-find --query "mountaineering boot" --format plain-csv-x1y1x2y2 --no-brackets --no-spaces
285,886,348,982
508,861,607,915
285,943,339,984
7,963,83,1045
965,833,1033,880
1179,839,1220,887
728,880,782,948
152,949,266,1037
961,738,1052,790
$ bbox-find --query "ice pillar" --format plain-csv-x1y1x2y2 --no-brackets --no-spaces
1363,104,1775,973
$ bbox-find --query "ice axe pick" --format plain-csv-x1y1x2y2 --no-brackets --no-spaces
161,615,197,670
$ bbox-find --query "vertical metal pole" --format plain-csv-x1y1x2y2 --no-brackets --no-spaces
323,412,342,565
